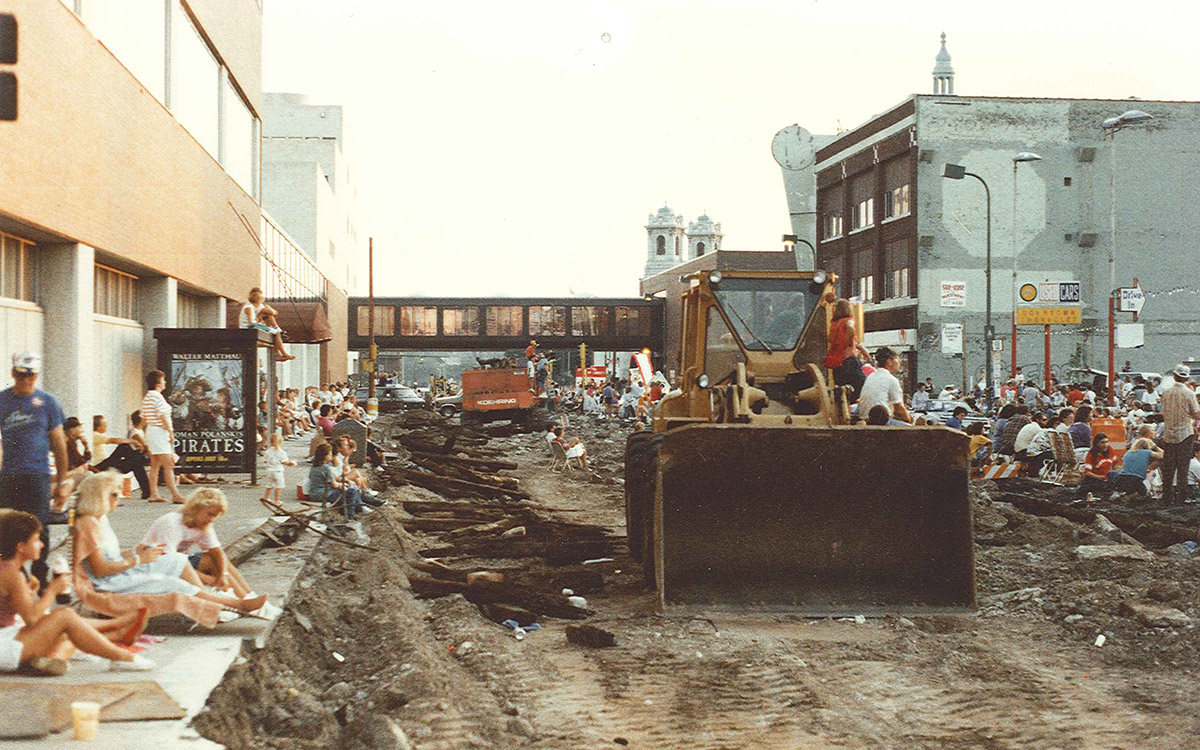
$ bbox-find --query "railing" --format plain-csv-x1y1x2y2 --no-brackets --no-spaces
260,215,328,303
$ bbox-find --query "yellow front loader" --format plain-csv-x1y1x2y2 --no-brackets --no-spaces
624,270,974,615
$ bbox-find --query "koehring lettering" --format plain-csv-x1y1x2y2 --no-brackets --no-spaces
176,433,245,454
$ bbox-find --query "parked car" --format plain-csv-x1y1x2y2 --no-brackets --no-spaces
433,391,463,417
915,399,989,429
354,385,427,412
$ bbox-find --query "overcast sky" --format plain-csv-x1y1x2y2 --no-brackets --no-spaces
262,0,1199,298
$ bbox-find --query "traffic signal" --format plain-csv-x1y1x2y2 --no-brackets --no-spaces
0,13,15,121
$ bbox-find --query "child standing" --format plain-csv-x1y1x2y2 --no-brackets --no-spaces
261,433,295,504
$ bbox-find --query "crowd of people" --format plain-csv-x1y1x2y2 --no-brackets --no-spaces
0,347,375,677
816,303,1200,503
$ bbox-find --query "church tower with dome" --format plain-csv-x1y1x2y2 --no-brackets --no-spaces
933,32,954,94
686,213,722,259
643,204,686,277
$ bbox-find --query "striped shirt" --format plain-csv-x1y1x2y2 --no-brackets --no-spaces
141,390,172,431
1160,381,1200,444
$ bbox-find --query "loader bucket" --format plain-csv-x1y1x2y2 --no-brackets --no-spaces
654,424,975,616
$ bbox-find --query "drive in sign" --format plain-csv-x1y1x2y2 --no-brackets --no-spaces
1119,286,1145,313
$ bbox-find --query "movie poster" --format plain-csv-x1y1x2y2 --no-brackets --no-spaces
169,352,250,472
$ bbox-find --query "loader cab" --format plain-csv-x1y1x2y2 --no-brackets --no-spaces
660,270,839,429
680,270,832,387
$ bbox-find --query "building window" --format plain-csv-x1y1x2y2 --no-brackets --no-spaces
852,198,874,231
614,307,651,336
177,293,201,328
571,306,610,336
883,239,914,299
356,306,394,336
93,264,138,320
528,306,566,336
485,306,523,336
442,307,480,336
84,0,167,102
169,1,219,157
696,241,706,256
399,306,438,336
0,232,37,302
655,236,666,255
850,249,874,303
884,184,910,219
822,212,843,240
220,73,259,198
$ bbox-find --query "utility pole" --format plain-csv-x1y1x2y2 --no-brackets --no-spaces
367,237,377,415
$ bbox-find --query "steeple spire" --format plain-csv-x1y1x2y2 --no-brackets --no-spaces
933,32,955,95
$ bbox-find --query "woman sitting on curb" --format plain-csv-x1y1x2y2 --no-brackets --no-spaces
73,472,267,613
1,510,153,675
309,444,364,519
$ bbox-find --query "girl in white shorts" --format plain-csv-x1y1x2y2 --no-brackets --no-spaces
261,432,295,503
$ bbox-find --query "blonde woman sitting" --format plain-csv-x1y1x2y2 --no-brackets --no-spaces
72,473,266,621
143,488,256,601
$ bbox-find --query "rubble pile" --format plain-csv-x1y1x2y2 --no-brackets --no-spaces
973,479,1200,669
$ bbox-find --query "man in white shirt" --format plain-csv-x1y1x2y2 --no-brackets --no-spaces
937,384,958,400
857,348,912,423
911,383,931,411
1014,414,1046,457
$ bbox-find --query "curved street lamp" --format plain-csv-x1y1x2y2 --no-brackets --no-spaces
943,163,993,409
1101,109,1154,402
1011,152,1042,378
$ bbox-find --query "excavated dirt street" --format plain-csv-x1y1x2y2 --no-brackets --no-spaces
196,416,1200,749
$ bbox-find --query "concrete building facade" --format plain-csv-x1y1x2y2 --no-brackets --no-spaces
261,93,362,296
812,93,1200,393
0,0,263,430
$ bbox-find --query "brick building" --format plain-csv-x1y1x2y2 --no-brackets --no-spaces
809,37,1200,393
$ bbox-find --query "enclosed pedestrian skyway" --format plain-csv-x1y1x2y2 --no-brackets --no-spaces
346,297,664,356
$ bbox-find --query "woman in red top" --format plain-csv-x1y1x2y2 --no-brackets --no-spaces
824,299,871,401
1077,433,1116,497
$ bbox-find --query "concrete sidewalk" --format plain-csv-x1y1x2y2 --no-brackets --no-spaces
4,433,321,748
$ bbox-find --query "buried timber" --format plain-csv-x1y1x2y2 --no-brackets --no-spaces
194,415,1200,748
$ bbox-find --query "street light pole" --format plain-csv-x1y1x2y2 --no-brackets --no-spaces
1011,152,1042,381
367,237,376,414
1101,109,1153,404
944,163,993,411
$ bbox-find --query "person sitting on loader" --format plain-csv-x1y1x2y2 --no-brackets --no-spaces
824,299,870,402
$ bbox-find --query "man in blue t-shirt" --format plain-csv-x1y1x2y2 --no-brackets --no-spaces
0,351,70,586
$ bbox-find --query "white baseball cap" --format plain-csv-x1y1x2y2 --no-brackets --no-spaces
11,351,40,375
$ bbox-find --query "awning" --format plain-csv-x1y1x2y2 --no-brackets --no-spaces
226,299,333,344
274,301,333,344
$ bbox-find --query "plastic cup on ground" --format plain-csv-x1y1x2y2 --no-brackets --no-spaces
71,701,101,741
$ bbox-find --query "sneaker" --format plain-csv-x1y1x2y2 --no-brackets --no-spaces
218,610,241,623
251,601,283,620
28,656,68,676
110,654,155,672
